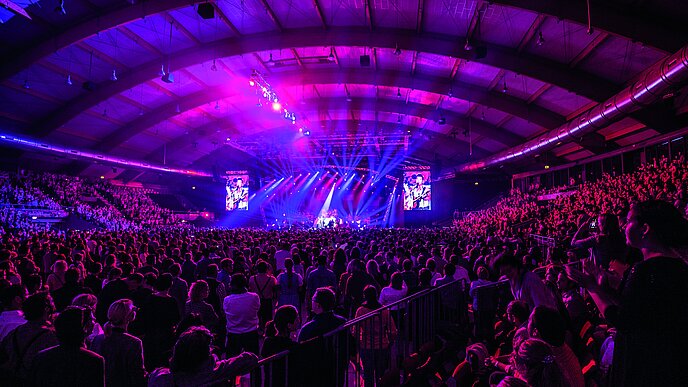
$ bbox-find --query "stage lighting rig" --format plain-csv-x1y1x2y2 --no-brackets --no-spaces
249,69,308,134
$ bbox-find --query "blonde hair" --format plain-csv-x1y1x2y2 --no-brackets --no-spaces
104,299,135,337
72,293,97,310
189,280,209,303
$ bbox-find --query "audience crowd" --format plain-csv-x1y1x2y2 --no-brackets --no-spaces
0,155,685,386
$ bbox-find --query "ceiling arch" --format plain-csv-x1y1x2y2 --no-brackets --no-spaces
83,81,539,155
38,67,566,145
30,27,615,136
185,119,490,169
490,0,685,53
145,97,525,160
0,0,675,84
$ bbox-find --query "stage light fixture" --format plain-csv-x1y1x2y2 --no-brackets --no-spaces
272,101,282,111
159,65,166,77
55,1,66,15
66,74,73,86
438,117,446,125
267,53,275,67
393,43,402,56
197,3,215,19
111,69,118,81
328,48,335,62
464,39,472,51
544,165,550,169
397,88,402,98
536,31,545,46
502,81,508,93
210,59,218,71
215,101,220,110
161,72,174,83
303,130,311,136
249,79,255,86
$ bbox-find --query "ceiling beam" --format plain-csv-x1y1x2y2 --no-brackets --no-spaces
257,0,283,32
0,0,195,81
188,120,489,168
108,94,529,162
312,0,327,29
1,0,31,21
28,25,627,134
517,14,546,52
34,68,565,141
1,27,618,104
489,0,681,53
569,32,609,68
416,0,425,33
365,0,374,31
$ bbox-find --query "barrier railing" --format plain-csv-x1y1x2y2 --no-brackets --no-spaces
247,279,467,387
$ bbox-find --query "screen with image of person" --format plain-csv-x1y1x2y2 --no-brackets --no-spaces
225,174,249,211
403,170,431,211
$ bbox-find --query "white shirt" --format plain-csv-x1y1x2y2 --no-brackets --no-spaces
223,292,260,334
453,266,471,289
379,285,408,310
0,310,26,341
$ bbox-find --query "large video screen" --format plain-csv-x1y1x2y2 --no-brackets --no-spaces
225,173,249,211
403,170,431,211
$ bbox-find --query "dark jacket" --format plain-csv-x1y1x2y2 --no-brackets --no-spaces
91,329,146,387
28,345,104,387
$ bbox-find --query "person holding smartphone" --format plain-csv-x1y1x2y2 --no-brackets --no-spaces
571,213,626,269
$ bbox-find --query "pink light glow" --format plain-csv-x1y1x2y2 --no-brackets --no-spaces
272,101,282,111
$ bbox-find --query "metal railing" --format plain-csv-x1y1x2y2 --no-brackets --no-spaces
247,279,467,387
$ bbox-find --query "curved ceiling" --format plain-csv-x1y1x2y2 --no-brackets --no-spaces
0,0,686,182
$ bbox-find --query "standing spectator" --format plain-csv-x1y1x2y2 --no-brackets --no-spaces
567,200,688,387
223,274,260,357
469,267,495,342
148,327,257,387
71,293,103,346
298,287,347,342
261,305,299,387
180,253,196,285
306,255,337,305
29,306,105,387
96,268,129,324
168,263,188,317
91,299,146,387
379,272,408,308
400,259,418,292
46,260,68,292
0,292,58,385
571,214,627,269
494,253,557,310
276,258,302,309
354,285,397,387
83,263,103,296
136,273,180,370
0,285,26,340
217,258,233,291
184,281,218,329
248,260,277,330
51,268,91,312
